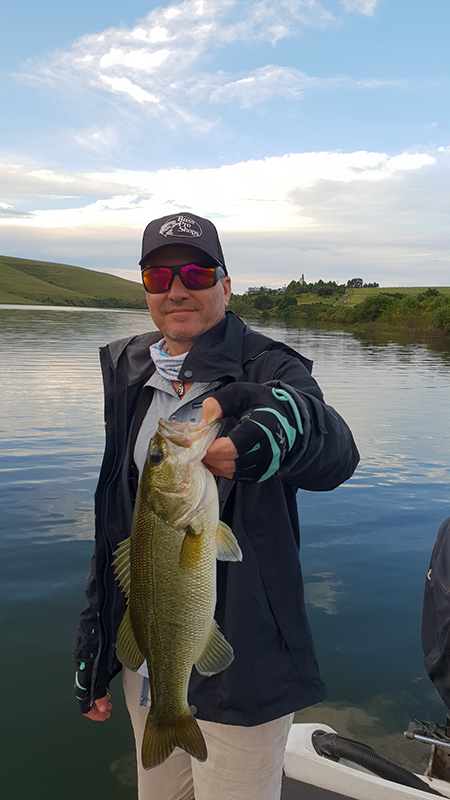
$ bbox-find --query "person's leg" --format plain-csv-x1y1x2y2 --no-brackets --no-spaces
122,667,194,800
192,714,294,800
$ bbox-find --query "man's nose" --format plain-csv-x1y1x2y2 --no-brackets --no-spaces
167,274,189,298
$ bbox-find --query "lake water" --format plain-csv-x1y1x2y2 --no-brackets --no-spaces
1,305,449,799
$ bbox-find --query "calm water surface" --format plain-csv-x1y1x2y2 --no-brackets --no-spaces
1,306,449,798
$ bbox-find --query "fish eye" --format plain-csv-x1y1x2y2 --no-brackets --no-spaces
150,449,163,465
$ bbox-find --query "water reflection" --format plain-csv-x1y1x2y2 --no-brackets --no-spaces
0,305,449,797
303,573,344,615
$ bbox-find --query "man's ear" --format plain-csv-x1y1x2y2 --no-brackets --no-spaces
222,276,232,306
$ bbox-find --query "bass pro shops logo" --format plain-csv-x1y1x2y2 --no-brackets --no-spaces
159,216,202,239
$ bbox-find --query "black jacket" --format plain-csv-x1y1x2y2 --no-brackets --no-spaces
422,517,450,708
73,312,359,724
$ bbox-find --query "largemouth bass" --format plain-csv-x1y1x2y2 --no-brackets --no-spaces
113,418,242,769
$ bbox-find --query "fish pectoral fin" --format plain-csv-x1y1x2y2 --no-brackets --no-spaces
215,521,243,562
112,537,131,600
195,619,234,677
116,607,145,671
179,525,203,573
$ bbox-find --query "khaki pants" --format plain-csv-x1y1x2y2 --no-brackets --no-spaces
122,667,293,800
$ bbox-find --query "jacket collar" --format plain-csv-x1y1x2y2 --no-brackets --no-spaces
106,311,247,387
177,311,247,384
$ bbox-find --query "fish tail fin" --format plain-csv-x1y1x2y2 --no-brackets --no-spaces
142,711,207,769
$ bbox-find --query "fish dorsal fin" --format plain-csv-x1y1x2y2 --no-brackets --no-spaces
112,537,131,600
116,607,145,671
112,538,145,670
215,521,243,562
194,619,234,677
179,525,203,573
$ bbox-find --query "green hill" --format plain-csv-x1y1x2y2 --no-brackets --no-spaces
336,285,450,307
0,255,147,308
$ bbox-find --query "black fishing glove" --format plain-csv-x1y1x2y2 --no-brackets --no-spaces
74,661,94,714
214,382,304,482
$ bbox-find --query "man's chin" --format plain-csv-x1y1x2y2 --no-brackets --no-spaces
162,322,201,348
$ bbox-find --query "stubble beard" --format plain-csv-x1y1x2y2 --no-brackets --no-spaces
161,309,226,353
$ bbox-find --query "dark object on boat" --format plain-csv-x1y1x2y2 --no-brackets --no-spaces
405,719,450,750
405,718,450,783
312,730,444,796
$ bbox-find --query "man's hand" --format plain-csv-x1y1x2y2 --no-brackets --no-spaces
201,383,303,483
201,396,238,478
83,694,112,722
203,435,238,478
75,661,111,719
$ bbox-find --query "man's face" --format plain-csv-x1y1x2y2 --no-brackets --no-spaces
144,244,232,355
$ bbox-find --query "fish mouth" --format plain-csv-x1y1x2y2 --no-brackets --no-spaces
158,418,219,435
158,418,220,456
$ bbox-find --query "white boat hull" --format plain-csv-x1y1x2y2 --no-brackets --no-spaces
284,723,450,799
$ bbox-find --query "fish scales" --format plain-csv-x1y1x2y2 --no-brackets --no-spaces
113,418,242,769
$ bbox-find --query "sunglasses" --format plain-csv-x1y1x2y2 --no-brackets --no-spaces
141,263,226,294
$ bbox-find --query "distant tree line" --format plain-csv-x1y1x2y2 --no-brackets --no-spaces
231,279,348,317
346,278,380,288
228,283,450,334
344,289,450,331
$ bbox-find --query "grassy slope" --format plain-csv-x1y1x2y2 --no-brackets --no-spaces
2,254,448,311
292,286,450,308
0,255,146,308
340,286,450,307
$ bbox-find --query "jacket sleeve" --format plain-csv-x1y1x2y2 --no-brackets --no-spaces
72,550,108,711
243,346,359,491
73,552,99,663
422,518,450,709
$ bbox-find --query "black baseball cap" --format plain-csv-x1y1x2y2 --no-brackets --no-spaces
139,213,227,273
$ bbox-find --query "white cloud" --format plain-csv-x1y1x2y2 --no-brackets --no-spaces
99,47,170,71
100,76,160,104
0,202,33,219
247,0,337,34
15,0,371,132
210,66,321,107
356,79,408,89
341,0,379,15
18,0,232,97
72,125,121,153
0,157,148,200
210,69,411,108
2,146,446,290
0,148,436,231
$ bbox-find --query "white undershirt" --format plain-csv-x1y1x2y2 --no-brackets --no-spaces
133,371,220,475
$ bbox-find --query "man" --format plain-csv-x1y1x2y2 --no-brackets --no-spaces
422,516,450,708
74,212,359,800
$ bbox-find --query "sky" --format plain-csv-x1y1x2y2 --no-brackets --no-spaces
1,0,449,292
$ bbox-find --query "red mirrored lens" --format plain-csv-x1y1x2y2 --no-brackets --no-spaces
179,264,215,289
142,264,217,293
142,267,172,293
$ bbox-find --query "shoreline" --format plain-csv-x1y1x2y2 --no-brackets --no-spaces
2,302,449,340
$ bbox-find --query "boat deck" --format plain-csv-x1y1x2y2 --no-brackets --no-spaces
282,776,350,799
